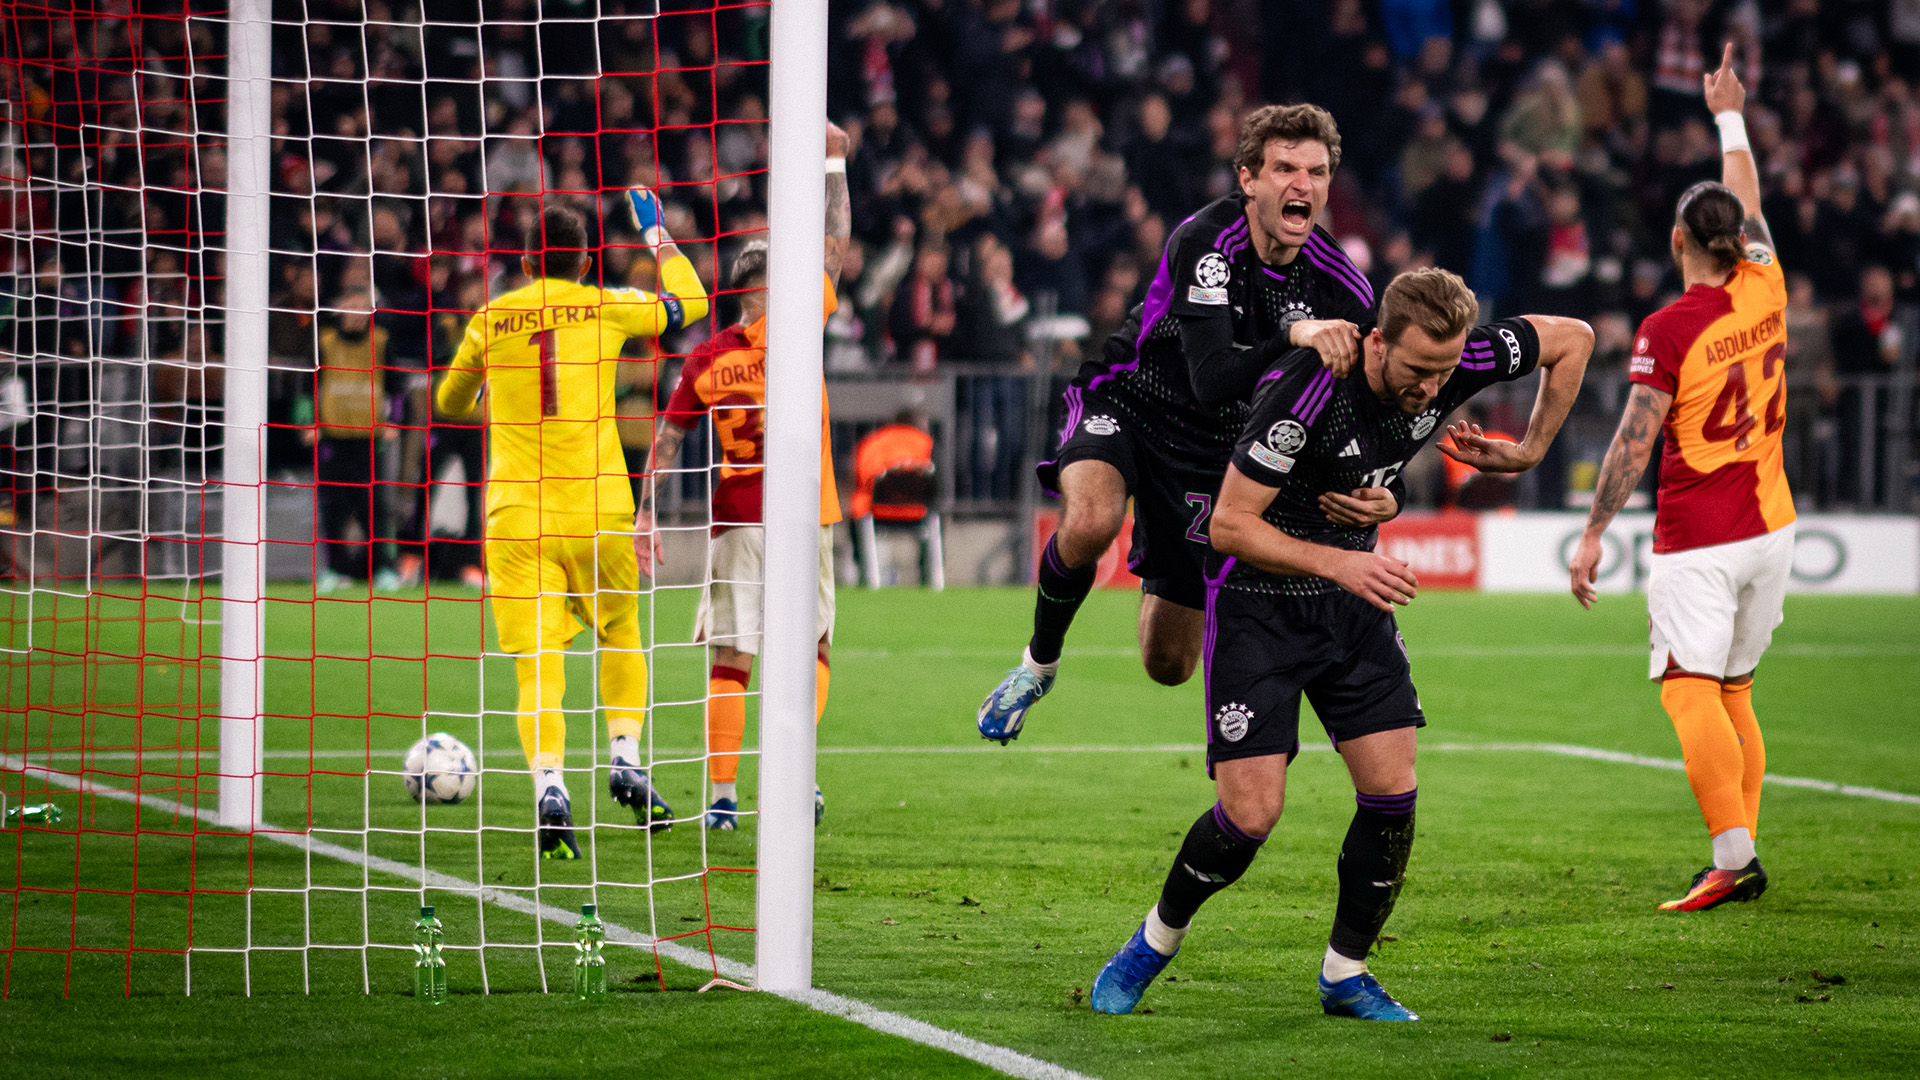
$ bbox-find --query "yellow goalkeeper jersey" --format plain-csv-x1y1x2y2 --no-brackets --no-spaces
434,255,708,524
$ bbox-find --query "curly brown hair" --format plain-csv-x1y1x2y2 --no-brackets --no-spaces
1233,103,1342,177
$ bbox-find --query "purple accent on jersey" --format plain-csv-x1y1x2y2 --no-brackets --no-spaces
1301,379,1336,425
1201,555,1236,743
1355,788,1418,815
1303,244,1373,309
1305,234,1375,305
1215,217,1249,250
1059,384,1085,443
1130,246,1176,356
1261,266,1288,282
1458,339,1499,370
1292,367,1336,425
1101,210,1202,387
1211,801,1269,844
1224,229,1252,261
1292,368,1333,415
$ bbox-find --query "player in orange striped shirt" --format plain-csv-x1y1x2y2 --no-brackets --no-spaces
638,121,852,831
1571,45,1786,912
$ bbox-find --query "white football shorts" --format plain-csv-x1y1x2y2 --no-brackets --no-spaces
693,524,836,656
1645,523,1794,680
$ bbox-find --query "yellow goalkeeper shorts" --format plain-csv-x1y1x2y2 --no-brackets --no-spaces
485,506,640,655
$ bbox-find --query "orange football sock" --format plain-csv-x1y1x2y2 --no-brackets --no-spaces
1720,681,1765,839
1661,675,1748,837
815,658,831,725
707,665,750,784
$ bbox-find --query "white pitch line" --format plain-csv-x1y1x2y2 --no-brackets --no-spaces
830,643,1920,660
0,752,1096,1080
12,741,1919,806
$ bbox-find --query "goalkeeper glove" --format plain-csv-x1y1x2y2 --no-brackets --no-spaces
626,186,666,238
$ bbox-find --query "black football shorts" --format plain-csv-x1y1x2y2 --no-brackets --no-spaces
1201,582,1425,773
1036,381,1222,610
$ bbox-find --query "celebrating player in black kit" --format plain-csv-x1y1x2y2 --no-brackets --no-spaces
1089,269,1593,1020
979,104,1388,743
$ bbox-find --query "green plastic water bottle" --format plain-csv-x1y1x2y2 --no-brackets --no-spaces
413,905,447,1003
573,904,606,1001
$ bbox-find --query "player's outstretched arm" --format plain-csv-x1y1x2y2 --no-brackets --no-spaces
625,187,712,331
1212,465,1418,612
1441,315,1591,473
825,121,852,288
1704,42,1774,252
1568,382,1674,608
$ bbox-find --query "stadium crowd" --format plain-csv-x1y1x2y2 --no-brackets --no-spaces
3,1,1919,585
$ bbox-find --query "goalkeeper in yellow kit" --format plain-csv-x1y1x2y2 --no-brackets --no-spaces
435,192,707,858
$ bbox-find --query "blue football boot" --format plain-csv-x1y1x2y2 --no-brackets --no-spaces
705,797,738,831
1090,923,1176,1014
815,786,825,826
537,786,580,860
977,658,1054,744
1319,971,1419,1020
609,765,673,833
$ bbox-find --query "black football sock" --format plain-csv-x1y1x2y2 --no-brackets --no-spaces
1328,789,1417,961
1028,535,1096,666
1155,802,1268,929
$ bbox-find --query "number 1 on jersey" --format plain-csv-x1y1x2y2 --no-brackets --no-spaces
532,329,559,417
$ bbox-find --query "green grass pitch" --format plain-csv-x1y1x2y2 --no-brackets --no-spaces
3,584,1917,1078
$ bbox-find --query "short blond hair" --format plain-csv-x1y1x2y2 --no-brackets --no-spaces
1379,268,1479,345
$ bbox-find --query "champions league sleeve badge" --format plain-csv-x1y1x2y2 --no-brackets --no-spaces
1267,419,1307,454
1188,252,1231,305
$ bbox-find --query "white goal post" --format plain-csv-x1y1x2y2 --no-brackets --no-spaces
219,0,270,830
756,0,829,993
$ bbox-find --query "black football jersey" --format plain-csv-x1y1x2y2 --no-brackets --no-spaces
1217,317,1544,595
1076,193,1374,464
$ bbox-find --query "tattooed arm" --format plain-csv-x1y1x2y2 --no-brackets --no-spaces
1568,383,1673,608
825,121,852,288
635,420,690,578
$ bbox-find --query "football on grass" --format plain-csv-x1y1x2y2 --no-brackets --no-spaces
403,733,477,805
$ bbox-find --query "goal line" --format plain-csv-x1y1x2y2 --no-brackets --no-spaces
2,750,1093,1080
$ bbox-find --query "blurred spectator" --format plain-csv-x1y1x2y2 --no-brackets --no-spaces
889,240,957,373
310,290,394,591
1828,265,1907,505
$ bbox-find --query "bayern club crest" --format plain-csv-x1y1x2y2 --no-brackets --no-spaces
1267,420,1307,454
1410,411,1438,439
1215,701,1252,742
1084,414,1120,436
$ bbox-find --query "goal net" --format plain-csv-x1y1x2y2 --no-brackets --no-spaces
1,0,798,997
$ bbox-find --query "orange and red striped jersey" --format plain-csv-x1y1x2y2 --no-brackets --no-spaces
663,275,841,530
1629,242,1794,554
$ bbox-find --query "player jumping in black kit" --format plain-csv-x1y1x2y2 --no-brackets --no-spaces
979,104,1389,743
1089,268,1593,1020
